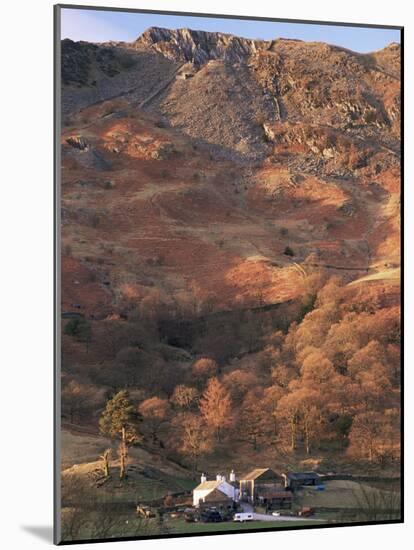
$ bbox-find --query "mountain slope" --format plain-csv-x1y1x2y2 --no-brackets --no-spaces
60,27,400,319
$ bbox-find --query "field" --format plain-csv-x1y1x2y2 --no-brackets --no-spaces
295,480,401,523
60,511,326,542
164,518,325,534
299,480,399,509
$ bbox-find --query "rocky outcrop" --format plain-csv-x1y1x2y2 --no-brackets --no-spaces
61,29,400,162
133,27,271,66
66,135,89,151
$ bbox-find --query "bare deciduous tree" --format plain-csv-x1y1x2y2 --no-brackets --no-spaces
170,385,199,410
138,396,170,443
199,377,233,442
99,449,111,478
178,413,213,470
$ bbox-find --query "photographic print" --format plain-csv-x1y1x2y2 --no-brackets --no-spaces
55,5,402,544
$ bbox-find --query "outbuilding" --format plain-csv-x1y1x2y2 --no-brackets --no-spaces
239,468,284,503
283,471,321,491
257,489,293,510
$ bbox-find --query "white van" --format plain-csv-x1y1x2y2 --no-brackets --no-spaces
234,513,253,522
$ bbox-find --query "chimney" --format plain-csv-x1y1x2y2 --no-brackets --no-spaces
230,469,236,483
201,473,207,483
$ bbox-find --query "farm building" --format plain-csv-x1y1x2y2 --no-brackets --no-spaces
193,472,239,507
198,488,234,510
239,468,285,503
283,471,321,491
257,489,293,510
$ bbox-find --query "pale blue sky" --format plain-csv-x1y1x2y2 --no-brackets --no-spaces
60,7,401,53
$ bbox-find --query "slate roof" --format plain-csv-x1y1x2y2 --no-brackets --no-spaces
240,468,276,481
194,480,223,491
286,471,320,481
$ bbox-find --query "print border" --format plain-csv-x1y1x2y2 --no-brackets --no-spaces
53,4,404,545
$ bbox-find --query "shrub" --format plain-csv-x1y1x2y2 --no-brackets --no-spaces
64,318,91,343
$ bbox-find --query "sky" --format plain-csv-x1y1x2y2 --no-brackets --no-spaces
60,8,401,53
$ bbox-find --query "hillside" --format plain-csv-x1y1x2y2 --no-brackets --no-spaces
59,26,401,542
61,29,400,318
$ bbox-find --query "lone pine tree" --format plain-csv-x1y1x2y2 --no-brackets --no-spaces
99,390,142,479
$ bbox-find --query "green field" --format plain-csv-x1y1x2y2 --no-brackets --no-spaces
165,518,326,534
60,510,326,542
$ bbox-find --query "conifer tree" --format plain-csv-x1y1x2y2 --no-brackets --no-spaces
99,391,141,479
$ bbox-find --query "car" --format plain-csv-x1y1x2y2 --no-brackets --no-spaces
298,507,314,517
170,507,188,517
272,511,281,516
201,509,222,523
184,507,198,522
220,510,235,521
234,512,253,522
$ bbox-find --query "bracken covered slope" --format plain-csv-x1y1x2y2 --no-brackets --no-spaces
60,28,400,319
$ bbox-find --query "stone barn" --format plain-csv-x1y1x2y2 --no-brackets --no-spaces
239,468,285,503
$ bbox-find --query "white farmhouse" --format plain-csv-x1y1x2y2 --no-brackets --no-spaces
193,472,239,507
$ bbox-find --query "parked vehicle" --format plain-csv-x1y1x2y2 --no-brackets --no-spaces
201,509,222,523
298,507,314,517
234,512,253,522
220,509,235,521
184,508,198,523
272,511,281,517
136,505,156,518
